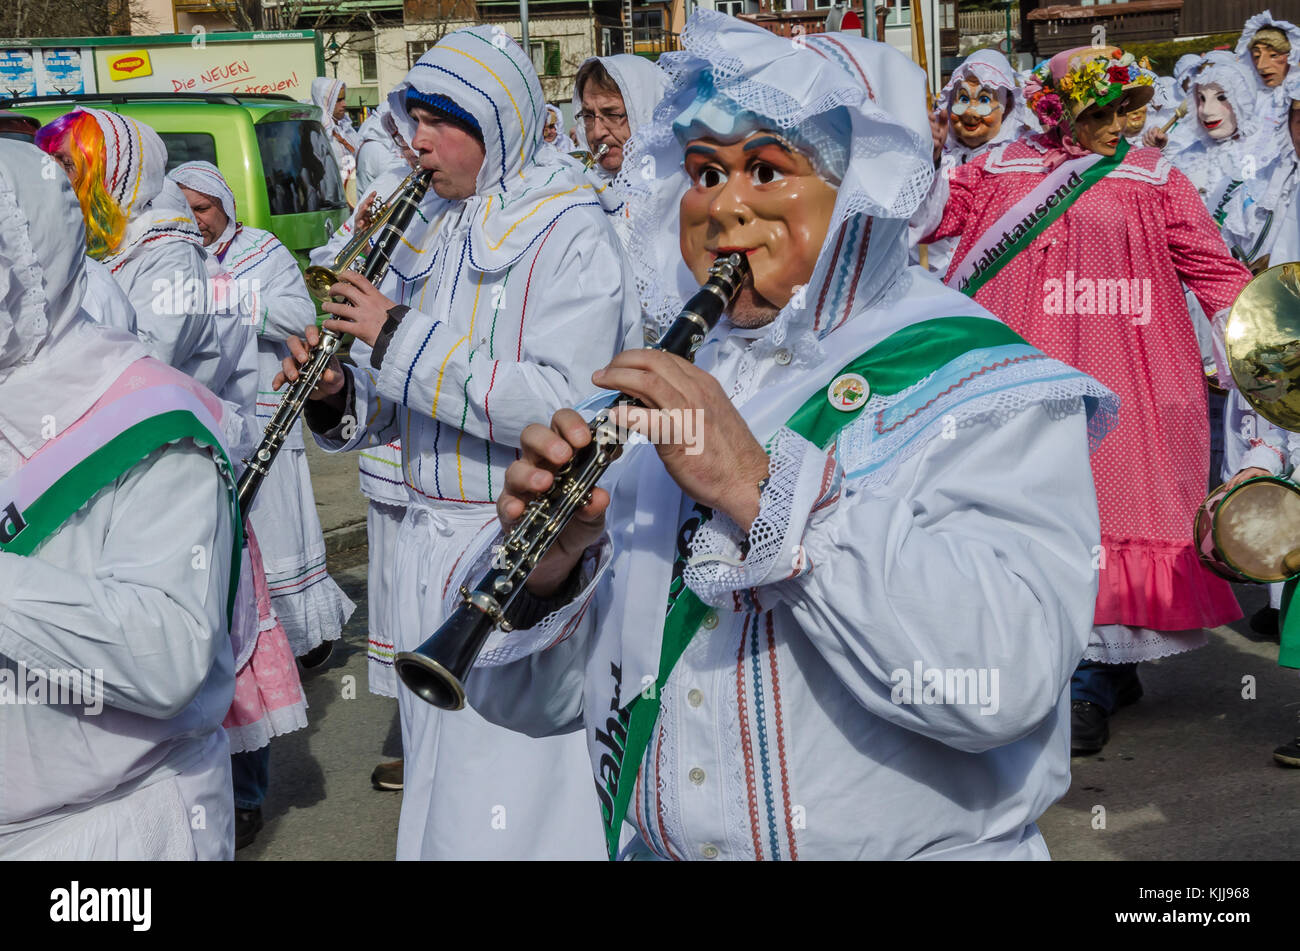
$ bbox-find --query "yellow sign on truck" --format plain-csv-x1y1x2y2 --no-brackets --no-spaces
0,30,324,101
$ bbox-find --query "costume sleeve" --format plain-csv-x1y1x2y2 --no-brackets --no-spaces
82,258,138,335
686,402,1101,754
128,243,224,388
250,241,319,343
909,162,954,245
306,362,403,452
373,227,632,446
917,159,980,244
1163,166,1254,321
1225,388,1289,476
0,444,234,719
456,529,612,738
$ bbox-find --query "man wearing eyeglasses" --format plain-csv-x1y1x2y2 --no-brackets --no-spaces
573,55,670,178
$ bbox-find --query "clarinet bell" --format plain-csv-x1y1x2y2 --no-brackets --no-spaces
395,597,500,710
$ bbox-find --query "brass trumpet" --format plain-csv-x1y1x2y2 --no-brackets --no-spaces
236,168,433,512
303,168,427,300
569,143,610,169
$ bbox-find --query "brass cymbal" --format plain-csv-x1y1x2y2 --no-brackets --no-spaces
1226,261,1300,432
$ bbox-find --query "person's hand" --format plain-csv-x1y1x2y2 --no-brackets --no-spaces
355,190,380,232
1143,127,1168,149
499,410,611,597
930,110,948,163
1225,466,1271,491
320,270,396,348
593,350,771,531
273,323,346,400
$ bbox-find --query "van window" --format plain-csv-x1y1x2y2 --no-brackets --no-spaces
255,119,347,215
159,132,217,171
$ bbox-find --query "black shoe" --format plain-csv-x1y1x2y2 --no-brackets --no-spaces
1071,700,1110,756
298,639,335,670
235,807,263,851
1250,607,1280,642
1116,673,1143,709
371,759,404,791
1273,737,1300,768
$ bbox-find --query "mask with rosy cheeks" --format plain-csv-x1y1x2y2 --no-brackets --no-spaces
1196,84,1237,140
1124,105,1148,135
678,132,838,328
948,79,1004,148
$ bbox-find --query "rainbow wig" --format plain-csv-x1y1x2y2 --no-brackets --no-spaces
35,111,127,260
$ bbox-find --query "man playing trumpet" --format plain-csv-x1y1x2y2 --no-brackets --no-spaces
279,26,641,860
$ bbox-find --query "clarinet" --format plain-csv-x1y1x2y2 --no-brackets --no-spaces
394,252,752,710
236,169,434,512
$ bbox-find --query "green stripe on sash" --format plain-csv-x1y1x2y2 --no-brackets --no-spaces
600,314,1029,858
1281,581,1300,669
959,140,1128,299
0,411,243,627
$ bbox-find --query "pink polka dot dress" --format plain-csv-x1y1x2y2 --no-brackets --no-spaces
925,137,1249,631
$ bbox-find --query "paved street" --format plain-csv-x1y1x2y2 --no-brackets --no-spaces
239,444,1300,861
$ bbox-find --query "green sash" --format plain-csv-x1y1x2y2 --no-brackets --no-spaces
1280,581,1300,669
958,140,1129,299
0,412,243,626
600,315,1029,858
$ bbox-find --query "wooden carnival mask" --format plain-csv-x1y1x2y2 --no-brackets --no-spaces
949,78,1005,148
679,131,838,329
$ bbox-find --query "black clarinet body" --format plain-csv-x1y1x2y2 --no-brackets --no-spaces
395,252,751,710
236,169,434,513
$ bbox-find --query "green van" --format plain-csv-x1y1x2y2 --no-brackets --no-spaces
0,91,348,269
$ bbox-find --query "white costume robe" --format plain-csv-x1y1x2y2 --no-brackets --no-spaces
0,141,236,860
169,157,356,656
307,28,641,859
82,258,137,334
312,171,411,694
441,13,1118,860
223,223,355,654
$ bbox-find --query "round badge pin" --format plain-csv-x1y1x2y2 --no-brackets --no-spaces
827,373,870,411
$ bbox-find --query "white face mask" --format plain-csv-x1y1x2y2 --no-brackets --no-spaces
1196,83,1237,140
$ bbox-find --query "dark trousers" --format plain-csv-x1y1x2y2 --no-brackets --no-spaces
1071,660,1139,715
232,745,271,811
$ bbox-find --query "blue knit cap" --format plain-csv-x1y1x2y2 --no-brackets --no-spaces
404,90,484,142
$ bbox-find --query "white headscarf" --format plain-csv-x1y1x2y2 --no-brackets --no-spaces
570,54,672,166
76,108,205,270
1236,11,1300,70
1174,53,1203,87
387,24,600,272
1152,75,1181,111
167,160,238,253
0,140,145,473
355,101,414,192
622,10,933,341
310,77,355,137
935,49,1028,156
1191,57,1264,145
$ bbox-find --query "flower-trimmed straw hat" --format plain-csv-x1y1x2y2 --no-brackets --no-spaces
1024,45,1155,129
